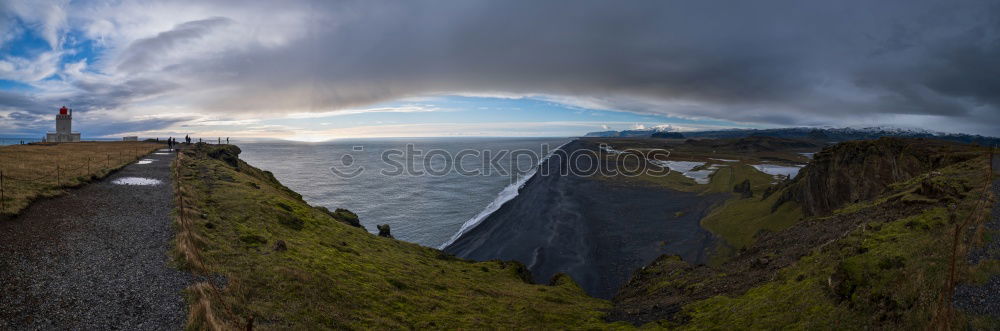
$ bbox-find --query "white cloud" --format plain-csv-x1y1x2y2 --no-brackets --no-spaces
1,0,998,137
0,51,62,81
283,104,446,119
6,1,67,50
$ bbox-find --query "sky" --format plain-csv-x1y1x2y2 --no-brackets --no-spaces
1,0,999,140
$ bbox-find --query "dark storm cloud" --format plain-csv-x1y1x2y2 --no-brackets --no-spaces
146,0,995,134
2,0,999,135
69,78,180,109
0,90,46,111
117,17,233,73
75,116,195,137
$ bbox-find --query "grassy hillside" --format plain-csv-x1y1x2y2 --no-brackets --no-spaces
171,140,996,329
612,140,996,329
171,143,626,329
586,138,807,257
0,141,163,217
681,155,992,329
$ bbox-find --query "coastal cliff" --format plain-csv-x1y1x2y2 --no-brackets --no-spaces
171,140,994,329
172,143,622,329
610,138,993,328
777,138,980,216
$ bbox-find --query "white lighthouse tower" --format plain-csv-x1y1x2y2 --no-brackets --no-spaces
45,106,81,142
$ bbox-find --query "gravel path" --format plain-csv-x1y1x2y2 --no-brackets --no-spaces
953,154,1000,317
0,149,192,330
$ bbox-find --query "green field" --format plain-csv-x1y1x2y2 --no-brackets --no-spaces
0,141,163,217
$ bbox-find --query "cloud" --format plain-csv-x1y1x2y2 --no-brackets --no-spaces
116,16,233,73
0,50,62,82
1,0,999,136
5,0,67,50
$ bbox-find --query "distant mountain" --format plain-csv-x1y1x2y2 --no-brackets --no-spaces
584,127,1000,146
651,131,685,139
583,130,623,137
584,129,658,138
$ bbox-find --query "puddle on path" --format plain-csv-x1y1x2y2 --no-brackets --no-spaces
136,159,156,164
112,177,163,186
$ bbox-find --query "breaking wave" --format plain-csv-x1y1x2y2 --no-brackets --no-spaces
439,141,570,249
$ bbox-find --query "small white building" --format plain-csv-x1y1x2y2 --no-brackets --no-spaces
45,106,81,142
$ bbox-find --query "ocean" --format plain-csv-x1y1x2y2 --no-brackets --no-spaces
239,137,572,248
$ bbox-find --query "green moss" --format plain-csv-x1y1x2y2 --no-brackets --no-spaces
702,163,777,194
679,206,957,329
175,145,626,329
700,190,803,250
680,273,865,330
678,156,991,330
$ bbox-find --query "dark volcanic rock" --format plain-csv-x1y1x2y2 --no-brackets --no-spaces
733,179,753,198
377,224,393,238
314,206,363,228
776,138,979,216
445,140,727,299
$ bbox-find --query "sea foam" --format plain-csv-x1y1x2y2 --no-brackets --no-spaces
439,142,570,249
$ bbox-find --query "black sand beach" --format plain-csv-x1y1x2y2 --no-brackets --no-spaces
446,140,726,299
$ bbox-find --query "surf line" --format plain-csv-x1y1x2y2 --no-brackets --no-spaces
438,140,572,249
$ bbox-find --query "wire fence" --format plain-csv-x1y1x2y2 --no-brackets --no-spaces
935,145,997,328
0,147,157,214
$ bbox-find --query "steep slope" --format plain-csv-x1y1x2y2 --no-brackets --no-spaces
777,138,980,216
611,139,993,328
171,144,625,329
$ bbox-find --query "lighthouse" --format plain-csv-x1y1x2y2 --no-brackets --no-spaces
45,106,81,142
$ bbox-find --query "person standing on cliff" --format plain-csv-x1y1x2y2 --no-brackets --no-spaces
185,135,191,144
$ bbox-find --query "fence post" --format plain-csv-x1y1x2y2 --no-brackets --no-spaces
1,170,5,213
56,164,60,186
87,157,90,174
107,154,110,169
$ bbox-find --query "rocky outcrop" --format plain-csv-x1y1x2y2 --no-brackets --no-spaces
733,179,752,198
204,143,242,168
314,206,363,228
775,138,979,216
377,224,393,238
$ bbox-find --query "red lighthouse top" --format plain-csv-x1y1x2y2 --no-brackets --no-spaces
59,106,68,115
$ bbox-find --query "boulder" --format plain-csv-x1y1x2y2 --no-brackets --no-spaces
733,179,753,198
377,224,393,238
